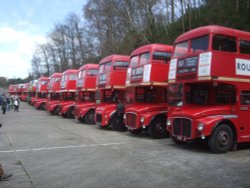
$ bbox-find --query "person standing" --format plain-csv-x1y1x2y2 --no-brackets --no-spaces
6,95,10,111
14,96,20,112
10,95,14,110
1,94,7,114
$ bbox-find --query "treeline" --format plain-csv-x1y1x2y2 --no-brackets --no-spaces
0,75,34,88
30,0,250,79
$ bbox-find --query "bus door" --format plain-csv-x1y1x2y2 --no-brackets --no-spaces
239,90,250,142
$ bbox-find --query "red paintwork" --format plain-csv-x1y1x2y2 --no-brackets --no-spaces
20,83,29,101
168,25,250,146
46,73,62,113
8,84,18,95
95,54,130,127
58,70,78,117
124,44,173,132
46,100,60,114
74,64,98,121
28,80,38,104
33,76,49,109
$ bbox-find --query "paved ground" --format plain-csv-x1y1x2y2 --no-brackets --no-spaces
0,102,250,188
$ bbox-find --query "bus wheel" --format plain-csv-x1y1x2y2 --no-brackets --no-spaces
52,106,59,115
111,115,127,132
62,113,67,118
41,103,46,110
129,129,142,135
38,103,45,110
66,107,74,119
149,117,168,139
77,117,85,123
208,124,233,153
85,110,95,124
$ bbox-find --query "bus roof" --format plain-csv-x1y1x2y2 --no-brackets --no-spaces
78,64,99,71
50,73,62,78
99,54,130,65
62,69,78,75
38,76,50,81
175,25,250,43
130,43,173,56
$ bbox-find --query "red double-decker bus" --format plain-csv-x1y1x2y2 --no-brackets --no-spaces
8,84,18,96
34,76,50,110
20,83,29,101
123,44,173,138
167,25,250,153
28,80,38,105
45,73,62,114
95,55,130,130
58,69,78,118
74,64,98,124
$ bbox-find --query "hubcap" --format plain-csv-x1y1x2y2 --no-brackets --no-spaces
218,131,229,146
156,123,164,133
89,114,94,122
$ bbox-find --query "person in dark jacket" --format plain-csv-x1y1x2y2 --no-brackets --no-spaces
1,94,7,114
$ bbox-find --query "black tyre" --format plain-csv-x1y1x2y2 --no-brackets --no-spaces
208,124,233,153
110,114,127,132
84,110,95,124
149,117,168,139
66,107,75,119
62,113,67,118
77,117,85,123
129,129,142,135
52,106,60,115
39,103,46,110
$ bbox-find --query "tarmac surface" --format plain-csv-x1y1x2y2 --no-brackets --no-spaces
0,102,250,188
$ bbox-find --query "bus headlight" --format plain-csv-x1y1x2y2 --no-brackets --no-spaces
105,114,108,119
167,120,171,127
123,114,126,119
140,117,144,123
197,123,205,131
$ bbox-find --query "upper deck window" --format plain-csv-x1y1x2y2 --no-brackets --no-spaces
55,77,61,82
240,40,250,55
139,52,150,65
69,74,77,80
87,69,98,76
190,35,209,53
113,61,129,70
61,75,66,82
41,80,48,85
212,35,237,52
50,78,55,83
78,70,86,80
174,41,188,57
130,56,139,67
99,62,112,73
153,51,171,64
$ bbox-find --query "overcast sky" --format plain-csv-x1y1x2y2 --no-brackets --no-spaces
0,0,85,79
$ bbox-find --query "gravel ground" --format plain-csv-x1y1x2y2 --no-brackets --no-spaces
0,102,250,188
